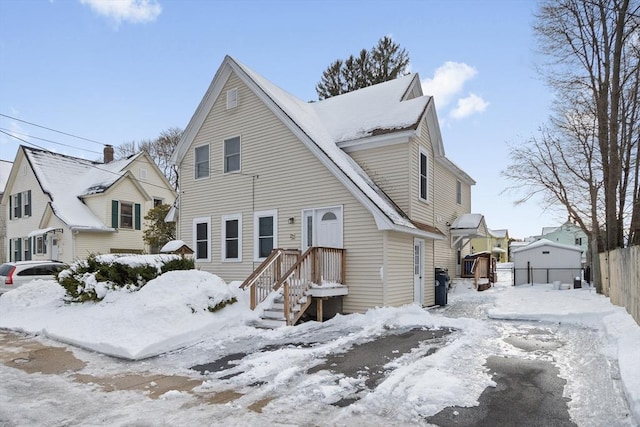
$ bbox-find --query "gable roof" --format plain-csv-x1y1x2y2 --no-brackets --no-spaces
489,229,509,239
16,146,145,231
174,56,474,240
512,238,583,254
450,213,488,238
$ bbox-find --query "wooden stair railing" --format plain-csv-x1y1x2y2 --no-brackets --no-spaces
240,248,301,309
273,247,345,325
241,246,345,326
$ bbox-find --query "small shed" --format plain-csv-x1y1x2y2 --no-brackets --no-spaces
160,240,194,257
512,239,583,285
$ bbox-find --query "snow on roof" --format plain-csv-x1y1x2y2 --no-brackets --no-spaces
310,74,428,143
234,58,417,229
541,226,559,235
489,229,508,238
24,146,139,230
511,238,583,253
160,240,189,252
451,213,484,229
0,159,12,193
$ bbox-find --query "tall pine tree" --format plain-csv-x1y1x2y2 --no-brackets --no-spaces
316,36,410,100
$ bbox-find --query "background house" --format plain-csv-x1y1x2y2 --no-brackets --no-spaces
471,228,510,263
0,159,13,263
2,145,176,264
538,220,588,264
172,56,479,316
512,239,583,285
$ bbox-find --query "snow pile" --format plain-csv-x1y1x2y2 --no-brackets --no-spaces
0,270,254,360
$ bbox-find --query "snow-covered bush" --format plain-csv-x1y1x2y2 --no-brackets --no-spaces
57,253,194,302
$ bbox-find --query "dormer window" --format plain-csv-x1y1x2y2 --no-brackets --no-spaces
227,88,238,109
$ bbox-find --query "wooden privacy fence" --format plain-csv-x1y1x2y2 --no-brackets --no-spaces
600,245,640,326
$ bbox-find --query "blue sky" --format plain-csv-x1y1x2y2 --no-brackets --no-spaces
0,0,563,239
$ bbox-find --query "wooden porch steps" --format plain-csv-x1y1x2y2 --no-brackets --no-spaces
241,247,346,327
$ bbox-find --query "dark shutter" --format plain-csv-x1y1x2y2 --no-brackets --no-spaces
111,200,119,228
134,203,141,230
16,193,21,218
9,195,12,220
8,239,12,261
32,236,35,254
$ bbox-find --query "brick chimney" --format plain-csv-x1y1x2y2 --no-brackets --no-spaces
104,144,114,163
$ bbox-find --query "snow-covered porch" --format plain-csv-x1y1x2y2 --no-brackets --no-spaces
240,247,347,327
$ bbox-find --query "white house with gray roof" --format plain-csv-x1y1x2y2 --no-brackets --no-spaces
172,56,480,322
2,145,176,264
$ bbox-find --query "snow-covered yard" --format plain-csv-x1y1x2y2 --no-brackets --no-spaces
0,267,638,426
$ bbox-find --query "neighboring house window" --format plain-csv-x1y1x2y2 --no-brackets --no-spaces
11,238,21,261
153,198,163,207
193,217,211,261
456,180,462,205
419,148,429,202
222,214,242,261
11,193,22,219
224,136,241,173
111,200,141,230
36,236,46,255
254,210,277,260
23,238,31,261
22,190,31,217
120,202,133,229
194,145,210,179
227,88,238,109
575,237,582,245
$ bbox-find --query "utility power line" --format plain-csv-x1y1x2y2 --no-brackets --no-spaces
0,113,108,147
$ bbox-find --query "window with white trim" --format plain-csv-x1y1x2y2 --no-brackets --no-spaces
456,180,462,205
194,144,210,179
226,88,238,109
12,193,21,219
224,136,241,173
193,217,211,261
23,237,31,261
120,202,133,229
222,214,242,261
419,148,429,202
254,210,277,260
36,236,46,255
22,190,31,217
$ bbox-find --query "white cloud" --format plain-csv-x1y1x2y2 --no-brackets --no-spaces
421,62,477,108
450,93,489,120
80,0,162,24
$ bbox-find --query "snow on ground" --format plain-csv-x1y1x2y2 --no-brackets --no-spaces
0,266,638,426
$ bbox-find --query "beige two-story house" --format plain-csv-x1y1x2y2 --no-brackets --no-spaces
3,145,176,264
172,56,480,321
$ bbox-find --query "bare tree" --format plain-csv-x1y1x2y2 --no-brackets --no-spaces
117,127,182,190
504,0,639,292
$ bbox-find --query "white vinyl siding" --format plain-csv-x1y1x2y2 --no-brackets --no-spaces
222,214,242,262
223,136,241,173
254,210,277,261
194,144,209,179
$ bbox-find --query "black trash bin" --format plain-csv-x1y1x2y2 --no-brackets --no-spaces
435,267,449,306
573,276,582,289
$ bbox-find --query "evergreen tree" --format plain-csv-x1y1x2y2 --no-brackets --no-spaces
316,36,410,100
143,204,176,253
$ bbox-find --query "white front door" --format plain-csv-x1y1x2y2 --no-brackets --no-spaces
51,237,58,261
313,207,343,248
414,238,424,305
